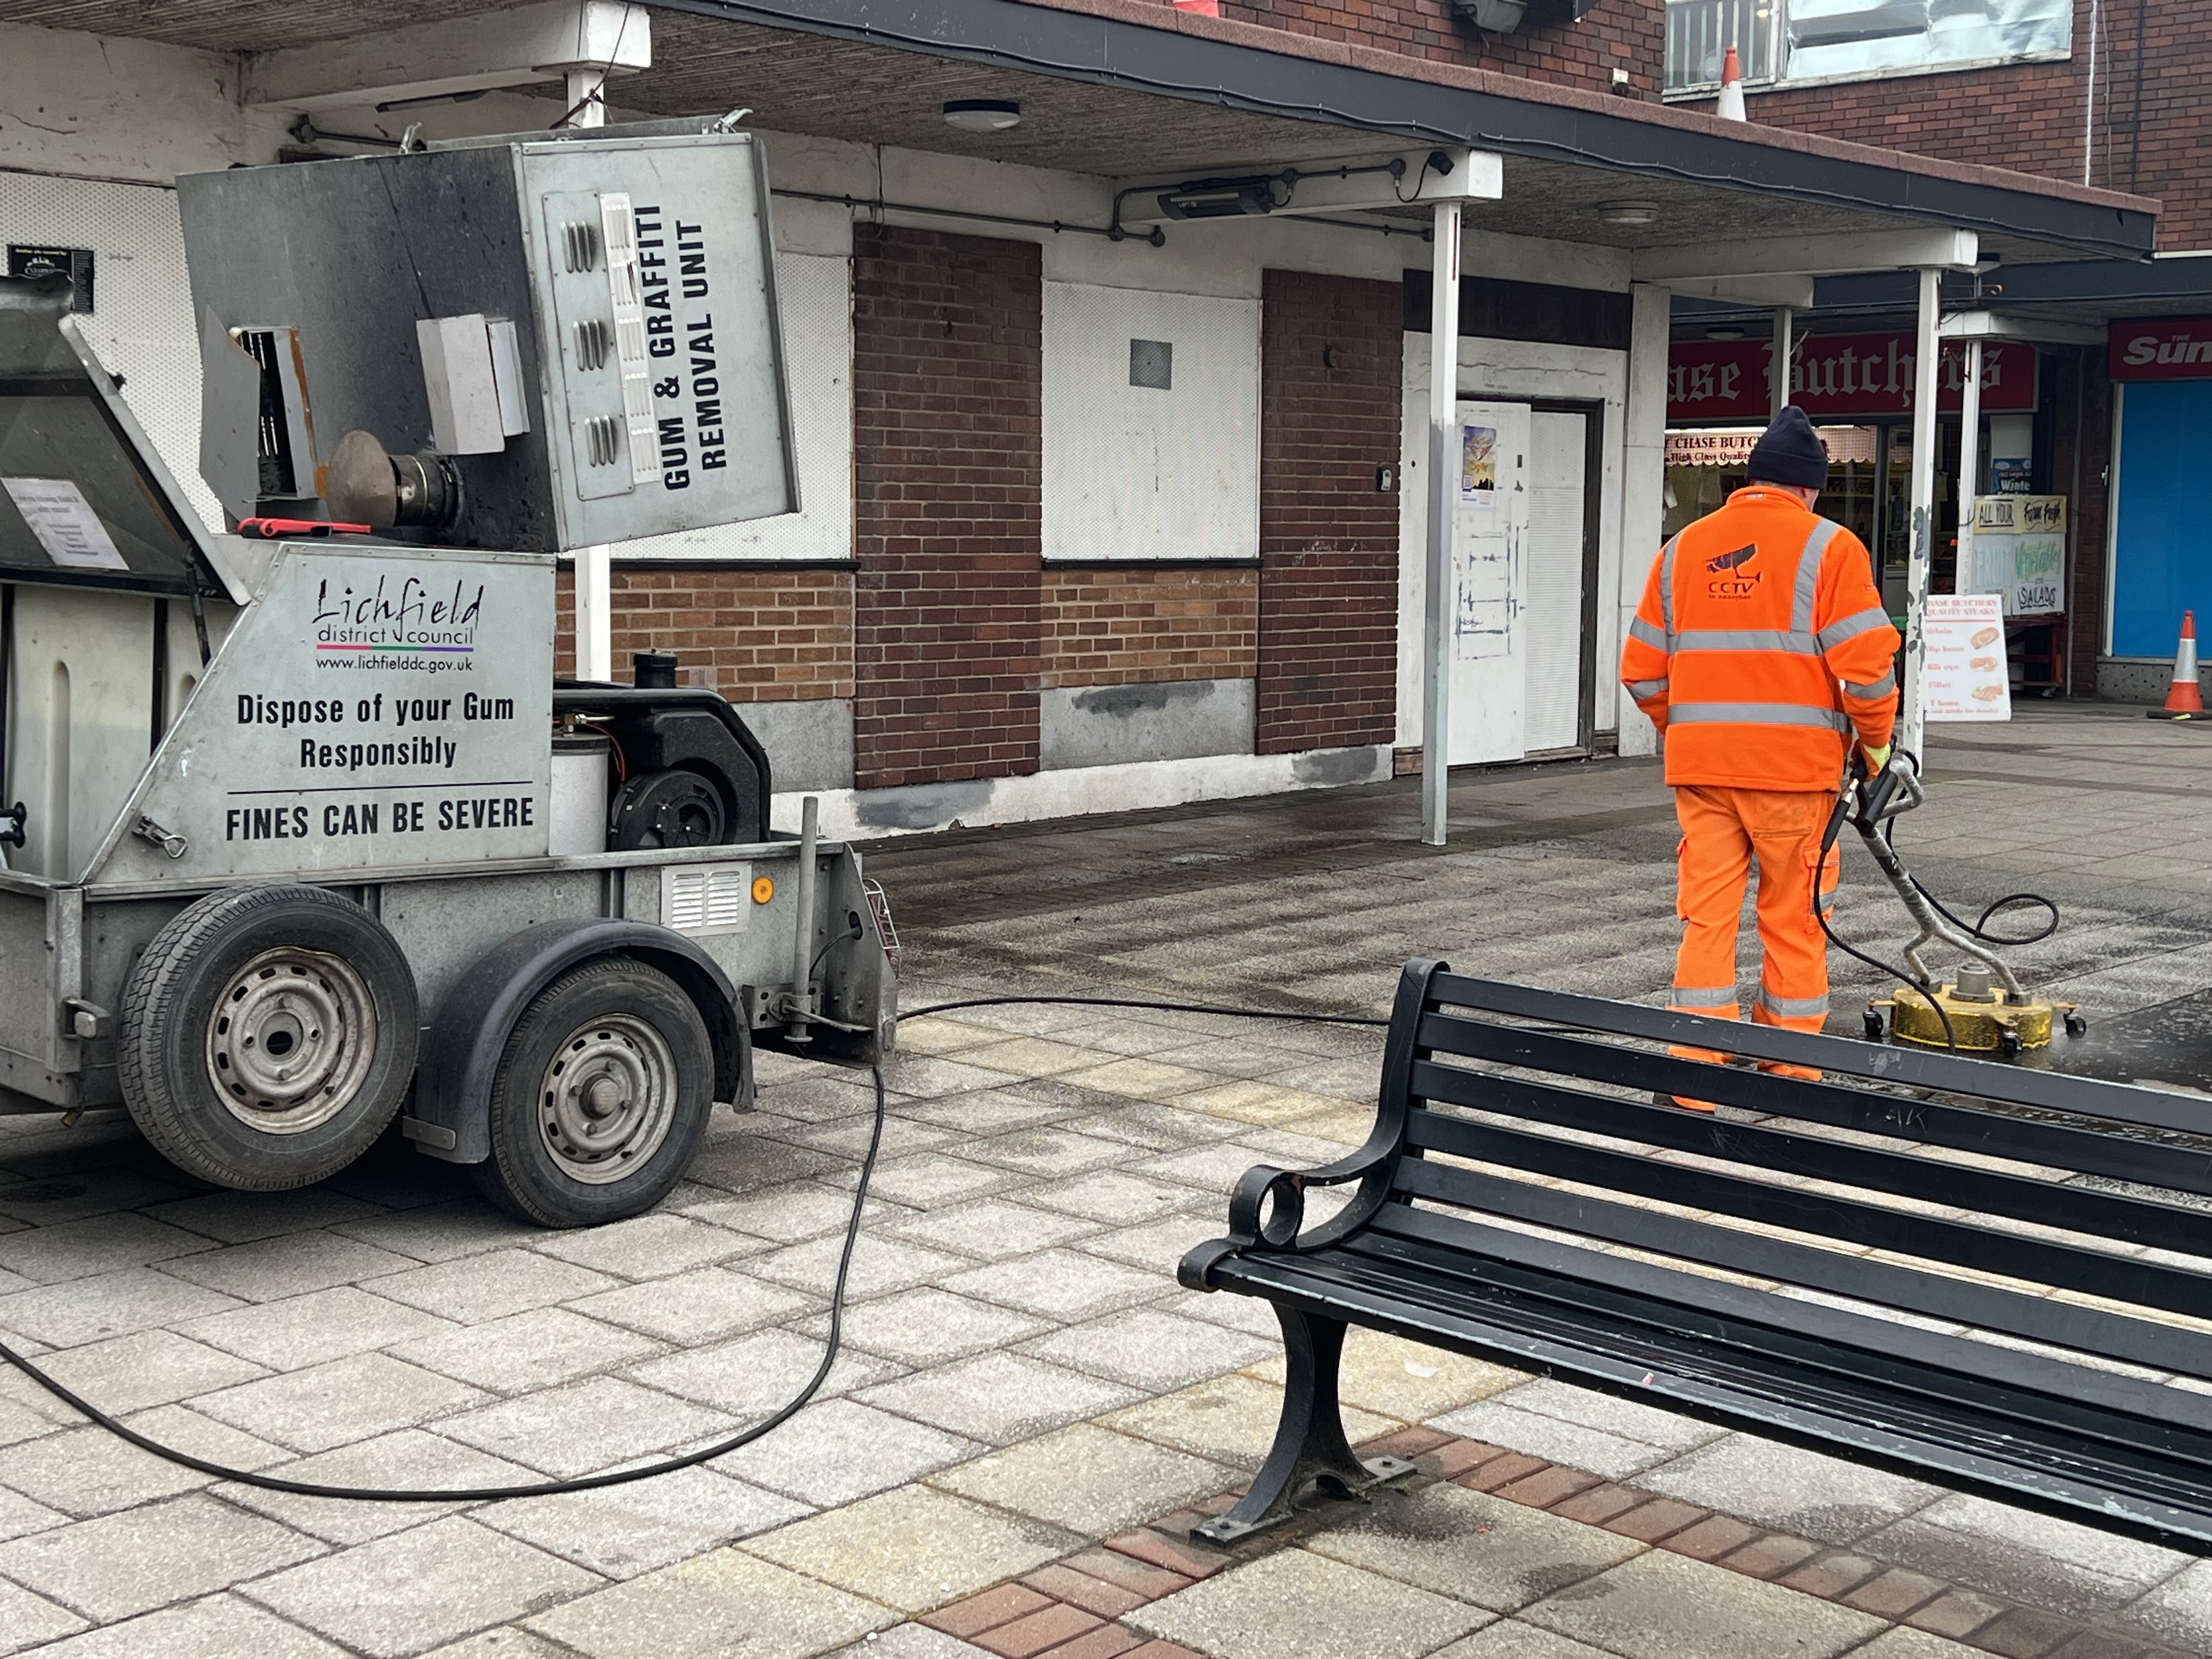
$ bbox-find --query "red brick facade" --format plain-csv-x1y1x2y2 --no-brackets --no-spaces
554,566,854,701
1220,0,1659,95
1729,4,2210,247
1040,567,1260,689
850,224,1045,791
1255,270,1405,755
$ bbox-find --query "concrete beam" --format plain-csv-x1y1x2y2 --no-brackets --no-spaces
1939,309,2106,345
1633,228,1978,283
1664,275,1818,309
245,0,650,111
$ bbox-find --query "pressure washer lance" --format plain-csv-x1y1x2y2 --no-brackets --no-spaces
1818,751,2083,1058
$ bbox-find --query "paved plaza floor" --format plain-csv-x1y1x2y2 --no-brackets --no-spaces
3,703,2212,1658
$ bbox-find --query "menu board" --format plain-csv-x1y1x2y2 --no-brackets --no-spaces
1964,495,2064,617
1923,593,2012,723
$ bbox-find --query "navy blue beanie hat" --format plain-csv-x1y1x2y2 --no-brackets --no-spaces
1746,404,1830,490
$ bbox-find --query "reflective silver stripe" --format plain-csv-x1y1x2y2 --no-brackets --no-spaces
1843,670,1897,700
1674,628,1820,654
1668,702,1851,732
1627,679,1669,702
1816,607,1892,651
1669,986,1739,1008
1628,617,1668,652
1756,987,1830,1019
1791,519,1843,634
1658,534,1681,641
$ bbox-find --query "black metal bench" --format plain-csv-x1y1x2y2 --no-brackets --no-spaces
1180,958,2212,1550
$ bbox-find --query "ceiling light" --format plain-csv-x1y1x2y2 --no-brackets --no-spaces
1156,176,1280,220
1598,199,1660,226
1706,325,1747,341
943,99,1020,133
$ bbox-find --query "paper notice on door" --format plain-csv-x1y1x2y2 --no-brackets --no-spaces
3,478,126,572
1922,592,2011,723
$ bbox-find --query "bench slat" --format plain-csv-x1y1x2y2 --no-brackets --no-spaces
1401,1109,2212,1322
1376,1166,2212,1389
1429,971,2212,1136
1415,1012,2212,1200
1407,1056,2212,1257
1210,1245,2212,1549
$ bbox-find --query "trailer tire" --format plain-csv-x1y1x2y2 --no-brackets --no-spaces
473,957,714,1227
118,884,419,1190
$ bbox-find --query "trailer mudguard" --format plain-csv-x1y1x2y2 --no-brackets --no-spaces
406,918,749,1164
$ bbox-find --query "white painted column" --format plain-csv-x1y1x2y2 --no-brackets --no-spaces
1956,335,1983,610
1616,284,1672,761
1421,201,1463,847
568,63,614,682
1898,267,1942,762
1771,306,1793,417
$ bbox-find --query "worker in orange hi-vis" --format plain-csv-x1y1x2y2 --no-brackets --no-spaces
1620,405,1901,1110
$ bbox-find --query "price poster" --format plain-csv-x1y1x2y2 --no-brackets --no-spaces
1922,592,2012,723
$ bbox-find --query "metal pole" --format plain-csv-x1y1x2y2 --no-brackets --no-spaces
786,795,820,1044
1771,306,1793,417
569,64,614,684
1899,267,1942,761
1956,335,1983,603
1421,200,1463,848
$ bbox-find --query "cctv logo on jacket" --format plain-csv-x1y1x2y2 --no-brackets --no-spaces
1706,544,1760,597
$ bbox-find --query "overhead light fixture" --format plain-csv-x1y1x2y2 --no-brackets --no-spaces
1598,200,1661,226
943,99,1020,133
1156,175,1282,221
1706,325,1747,341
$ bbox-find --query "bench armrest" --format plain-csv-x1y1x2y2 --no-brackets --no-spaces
1177,1148,1397,1290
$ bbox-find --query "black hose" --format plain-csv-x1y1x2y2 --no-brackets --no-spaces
1818,757,1959,1052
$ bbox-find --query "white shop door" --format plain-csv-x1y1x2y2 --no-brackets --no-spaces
1523,409,1589,754
1447,400,1532,764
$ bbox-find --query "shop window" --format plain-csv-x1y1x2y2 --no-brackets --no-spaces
1663,0,2072,94
1043,283,1259,563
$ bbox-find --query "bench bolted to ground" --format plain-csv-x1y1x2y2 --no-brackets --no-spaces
1181,958,2212,1550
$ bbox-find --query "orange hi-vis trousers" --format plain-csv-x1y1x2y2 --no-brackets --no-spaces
1667,786,1841,1098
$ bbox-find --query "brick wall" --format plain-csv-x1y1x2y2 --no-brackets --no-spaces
1219,0,1660,95
1734,4,2210,246
553,566,854,701
1255,270,1404,755
1040,566,1259,689
851,224,1043,791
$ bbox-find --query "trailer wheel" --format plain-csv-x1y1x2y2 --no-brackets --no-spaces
118,885,419,1189
474,957,713,1227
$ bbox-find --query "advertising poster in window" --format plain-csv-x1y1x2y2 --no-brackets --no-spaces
1460,423,1498,523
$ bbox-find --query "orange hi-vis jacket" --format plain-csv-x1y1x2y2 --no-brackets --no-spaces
1622,487,1902,792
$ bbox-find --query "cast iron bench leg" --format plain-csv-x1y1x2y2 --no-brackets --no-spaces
1193,1305,1417,1545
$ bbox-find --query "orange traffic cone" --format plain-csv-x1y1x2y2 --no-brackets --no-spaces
2149,611,2205,719
1170,0,1220,13
1715,46,1748,121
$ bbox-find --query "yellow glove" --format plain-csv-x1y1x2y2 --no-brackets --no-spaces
1862,742,1893,773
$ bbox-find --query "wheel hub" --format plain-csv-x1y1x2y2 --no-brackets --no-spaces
538,1013,677,1184
205,947,378,1134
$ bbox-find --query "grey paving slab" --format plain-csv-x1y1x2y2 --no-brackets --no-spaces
858,1350,1141,1443
414,1632,577,1659
681,1181,908,1243
436,1376,734,1479
178,1284,461,1370
748,1232,969,1300
142,1189,386,1245
329,1202,552,1265
938,1247,1167,1321
1429,1626,1617,1659
0,1170,188,1227
370,1250,621,1325
1858,1492,2192,1620
1520,1549,1887,1658
481,1465,810,1578
1635,1433,1946,1545
0,1213,212,1284
819,1627,990,1659
19,1592,352,1658
1427,1399,1687,1481
808,1285,1051,1366
192,1351,491,1454
669,1130,849,1195
526,1214,763,1278
24,1327,267,1412
742,1484,1077,1613
391,1307,665,1394
1133,1546,1491,1659
245,1515,602,1659
624,1324,900,1415
2110,1558,2212,1651
0,1485,65,1543
713,1398,980,1507
898,1090,1082,1135
1019,1307,1273,1391
930,1420,1237,1536
218,1429,543,1545
828,1152,1024,1210
1104,1374,1394,1470
0,1267,246,1348
1073,1211,1224,1274
0,1492,324,1622
957,1126,1131,1178
1306,1482,1645,1612
0,1576,87,1655
154,1232,420,1302
567,1265,817,1342
524,1547,895,1659
886,1196,1102,1259
1015,1171,1206,1225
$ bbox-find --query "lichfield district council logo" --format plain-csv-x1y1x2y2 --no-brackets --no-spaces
312,573,486,676
1706,543,1760,597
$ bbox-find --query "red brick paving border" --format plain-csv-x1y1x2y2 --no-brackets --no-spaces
913,1429,2191,1659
